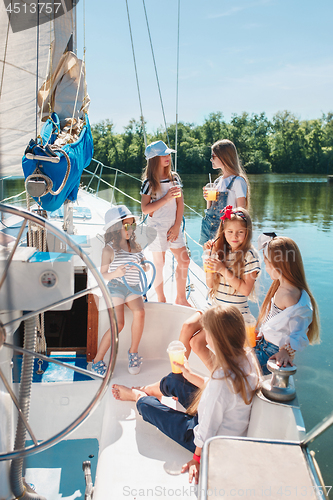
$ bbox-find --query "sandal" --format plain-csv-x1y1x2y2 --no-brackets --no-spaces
128,350,142,375
91,360,107,376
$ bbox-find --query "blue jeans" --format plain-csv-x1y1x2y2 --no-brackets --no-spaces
254,337,279,375
136,373,199,452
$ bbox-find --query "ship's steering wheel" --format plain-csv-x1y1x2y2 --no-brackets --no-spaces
0,203,117,463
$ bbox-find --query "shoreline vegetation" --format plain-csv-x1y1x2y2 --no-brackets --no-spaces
91,110,333,176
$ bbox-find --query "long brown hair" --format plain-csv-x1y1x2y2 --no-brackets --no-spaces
141,155,174,196
187,305,261,415
212,139,250,210
257,237,320,344
209,208,254,298
104,220,142,253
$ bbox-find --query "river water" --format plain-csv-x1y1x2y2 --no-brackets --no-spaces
3,173,333,490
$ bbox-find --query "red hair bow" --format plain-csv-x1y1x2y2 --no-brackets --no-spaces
220,205,233,221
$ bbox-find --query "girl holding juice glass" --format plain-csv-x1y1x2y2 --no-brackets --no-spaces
140,140,190,306
112,305,261,484
179,206,260,369
254,234,320,374
199,139,250,246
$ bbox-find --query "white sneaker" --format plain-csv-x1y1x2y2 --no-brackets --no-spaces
128,350,142,375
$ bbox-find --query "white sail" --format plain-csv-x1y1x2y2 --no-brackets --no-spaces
0,3,74,177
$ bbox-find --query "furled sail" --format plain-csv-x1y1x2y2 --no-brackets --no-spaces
0,2,75,177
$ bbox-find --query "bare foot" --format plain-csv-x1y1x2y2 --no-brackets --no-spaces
112,384,146,402
175,298,192,308
132,381,162,399
157,295,167,303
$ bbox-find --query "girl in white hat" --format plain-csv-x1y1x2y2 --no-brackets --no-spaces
140,140,191,306
91,205,146,375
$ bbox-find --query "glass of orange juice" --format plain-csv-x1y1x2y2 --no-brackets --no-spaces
167,341,186,373
205,183,217,201
244,314,257,348
172,181,182,198
202,250,216,273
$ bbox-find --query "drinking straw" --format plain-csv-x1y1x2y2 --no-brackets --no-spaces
210,236,220,256
209,173,212,185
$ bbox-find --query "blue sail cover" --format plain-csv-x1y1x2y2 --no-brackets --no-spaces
22,112,93,212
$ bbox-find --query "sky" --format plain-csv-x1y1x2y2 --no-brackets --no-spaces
76,0,333,133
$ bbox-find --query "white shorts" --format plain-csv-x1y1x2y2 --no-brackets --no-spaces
146,217,186,253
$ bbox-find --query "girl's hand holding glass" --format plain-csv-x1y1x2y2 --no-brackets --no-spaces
172,357,192,380
167,185,182,200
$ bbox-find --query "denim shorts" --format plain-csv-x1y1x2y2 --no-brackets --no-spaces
254,336,279,375
107,279,141,300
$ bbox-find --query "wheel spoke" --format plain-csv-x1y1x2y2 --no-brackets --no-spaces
3,342,104,380
0,218,27,291
0,367,38,445
2,286,99,330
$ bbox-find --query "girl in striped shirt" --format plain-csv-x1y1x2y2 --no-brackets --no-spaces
91,205,146,376
179,207,260,370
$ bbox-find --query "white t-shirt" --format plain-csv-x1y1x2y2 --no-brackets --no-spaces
214,175,247,207
140,173,181,223
193,350,259,448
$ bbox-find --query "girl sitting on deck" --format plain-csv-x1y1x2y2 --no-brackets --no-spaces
112,305,261,484
199,139,249,246
91,205,147,376
140,140,190,306
254,234,320,374
179,206,260,370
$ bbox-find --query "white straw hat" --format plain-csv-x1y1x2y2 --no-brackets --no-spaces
103,205,139,231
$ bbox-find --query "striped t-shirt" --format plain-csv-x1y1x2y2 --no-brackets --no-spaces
140,174,181,223
107,244,145,287
212,247,260,315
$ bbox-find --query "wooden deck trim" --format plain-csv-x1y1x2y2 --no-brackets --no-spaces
86,294,99,362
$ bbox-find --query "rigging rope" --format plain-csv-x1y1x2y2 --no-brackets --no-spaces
0,5,11,102
125,0,148,148
142,0,171,149
35,6,40,139
175,0,181,173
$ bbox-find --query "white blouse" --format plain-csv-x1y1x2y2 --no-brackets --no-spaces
193,350,259,448
259,289,313,351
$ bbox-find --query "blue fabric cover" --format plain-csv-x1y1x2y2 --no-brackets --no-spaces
22,112,93,212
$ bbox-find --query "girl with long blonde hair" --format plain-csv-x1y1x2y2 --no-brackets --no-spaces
140,140,190,306
255,235,320,374
199,139,250,245
179,206,260,369
112,305,261,485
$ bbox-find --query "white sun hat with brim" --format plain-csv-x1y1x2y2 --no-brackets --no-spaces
104,205,139,232
145,140,176,160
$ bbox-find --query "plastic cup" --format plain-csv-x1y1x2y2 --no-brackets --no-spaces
244,315,257,348
205,183,217,201
167,341,186,374
173,182,182,198
202,250,216,273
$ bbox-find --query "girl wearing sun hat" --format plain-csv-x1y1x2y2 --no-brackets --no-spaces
91,205,146,375
140,141,191,307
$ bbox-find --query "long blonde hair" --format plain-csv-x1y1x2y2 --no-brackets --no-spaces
212,139,250,210
187,305,261,415
141,155,175,196
257,237,320,344
209,208,254,298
